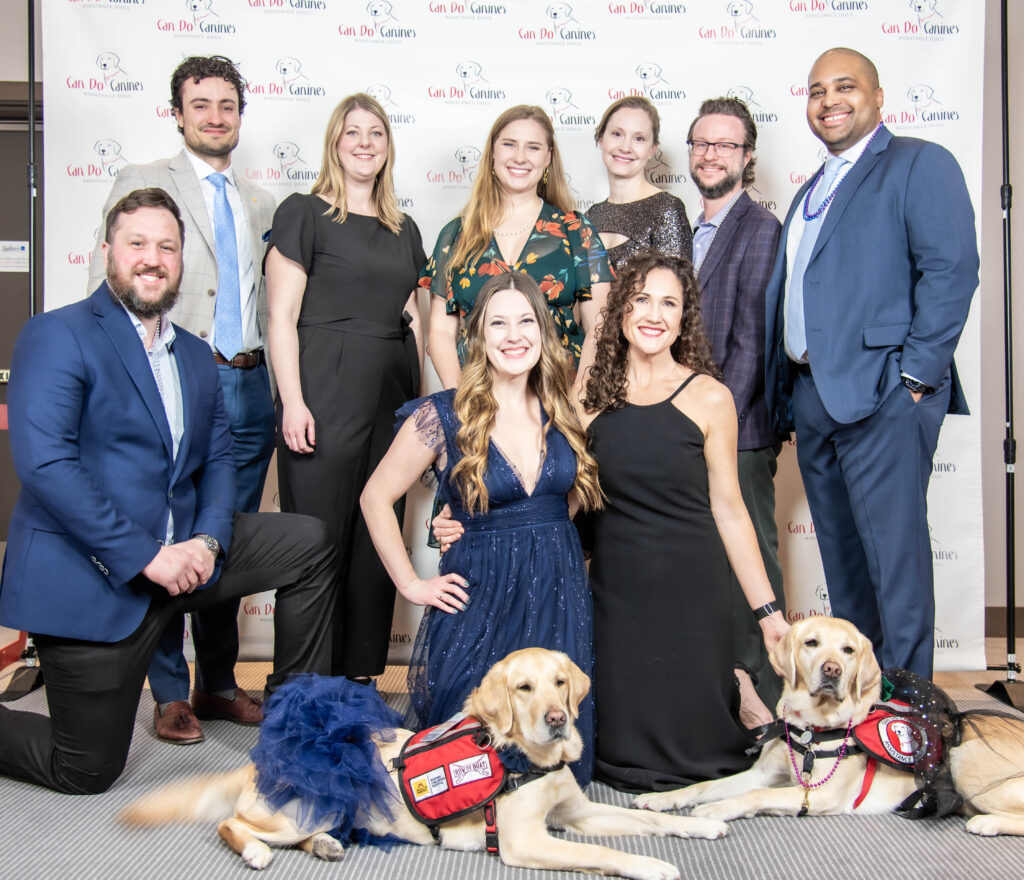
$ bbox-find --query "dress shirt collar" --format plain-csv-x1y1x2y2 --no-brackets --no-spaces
695,188,744,230
184,149,237,188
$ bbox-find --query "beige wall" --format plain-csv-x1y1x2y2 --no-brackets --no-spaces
1,1,1021,610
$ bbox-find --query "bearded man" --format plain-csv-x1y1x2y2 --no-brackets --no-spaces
0,188,336,794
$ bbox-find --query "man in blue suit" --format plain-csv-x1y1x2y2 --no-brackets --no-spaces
689,97,784,714
0,188,336,794
765,48,978,678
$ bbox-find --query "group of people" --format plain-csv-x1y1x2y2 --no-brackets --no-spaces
0,45,977,798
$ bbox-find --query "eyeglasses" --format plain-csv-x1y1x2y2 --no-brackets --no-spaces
687,140,744,157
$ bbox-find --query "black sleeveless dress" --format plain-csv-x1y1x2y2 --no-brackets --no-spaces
587,374,753,792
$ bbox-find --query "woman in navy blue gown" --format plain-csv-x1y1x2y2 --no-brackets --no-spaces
361,272,602,784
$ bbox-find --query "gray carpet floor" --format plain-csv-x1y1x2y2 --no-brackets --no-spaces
3,666,1024,880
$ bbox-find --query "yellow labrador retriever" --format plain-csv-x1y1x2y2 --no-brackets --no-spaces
121,647,727,878
635,617,1024,836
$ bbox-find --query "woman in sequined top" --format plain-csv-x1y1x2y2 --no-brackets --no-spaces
586,97,693,272
423,105,612,383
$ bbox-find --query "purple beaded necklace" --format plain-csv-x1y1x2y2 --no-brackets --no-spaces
802,122,884,221
782,702,854,815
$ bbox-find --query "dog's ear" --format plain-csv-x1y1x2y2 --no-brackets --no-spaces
467,659,514,734
564,656,591,720
852,633,881,703
769,626,799,690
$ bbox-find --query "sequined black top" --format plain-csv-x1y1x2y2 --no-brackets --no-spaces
586,190,693,271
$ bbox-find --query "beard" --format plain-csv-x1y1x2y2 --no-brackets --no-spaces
184,127,239,161
692,164,743,201
106,254,181,319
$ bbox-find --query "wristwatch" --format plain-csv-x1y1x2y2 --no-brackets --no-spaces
902,376,932,395
195,533,221,557
753,602,778,621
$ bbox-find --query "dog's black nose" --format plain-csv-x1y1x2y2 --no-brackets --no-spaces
821,660,842,680
545,708,566,729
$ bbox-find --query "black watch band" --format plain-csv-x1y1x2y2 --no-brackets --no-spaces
902,376,932,395
753,602,778,621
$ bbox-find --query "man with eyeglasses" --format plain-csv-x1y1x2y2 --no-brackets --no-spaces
687,97,784,719
763,48,978,679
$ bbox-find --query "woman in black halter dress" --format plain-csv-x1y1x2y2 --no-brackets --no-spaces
579,252,788,793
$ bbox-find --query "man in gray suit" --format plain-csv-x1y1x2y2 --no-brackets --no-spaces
88,56,277,743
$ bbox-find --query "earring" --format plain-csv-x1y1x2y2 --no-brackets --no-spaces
542,167,549,185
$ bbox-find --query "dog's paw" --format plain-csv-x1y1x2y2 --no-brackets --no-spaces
241,840,273,870
627,855,681,880
691,801,742,822
966,814,1007,837
633,790,691,812
677,816,729,840
307,832,346,861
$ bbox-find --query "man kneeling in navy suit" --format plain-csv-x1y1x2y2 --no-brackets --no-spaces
0,188,337,794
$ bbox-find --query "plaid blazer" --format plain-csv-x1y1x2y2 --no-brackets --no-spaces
87,150,277,363
696,191,781,451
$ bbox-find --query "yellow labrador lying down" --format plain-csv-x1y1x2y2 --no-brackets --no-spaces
121,647,726,878
635,617,1024,836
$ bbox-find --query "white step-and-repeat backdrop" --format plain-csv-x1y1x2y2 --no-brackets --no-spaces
41,0,985,670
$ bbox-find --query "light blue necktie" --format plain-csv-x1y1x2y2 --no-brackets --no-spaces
209,172,243,360
786,156,847,362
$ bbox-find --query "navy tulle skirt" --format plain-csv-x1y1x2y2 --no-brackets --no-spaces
251,675,406,841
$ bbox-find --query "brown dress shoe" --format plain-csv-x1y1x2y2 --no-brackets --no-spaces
191,688,263,726
154,701,204,745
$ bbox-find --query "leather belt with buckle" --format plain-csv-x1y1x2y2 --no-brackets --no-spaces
213,350,265,369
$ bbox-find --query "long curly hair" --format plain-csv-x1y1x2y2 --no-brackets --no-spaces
583,251,720,413
311,93,404,234
448,105,574,275
451,272,601,515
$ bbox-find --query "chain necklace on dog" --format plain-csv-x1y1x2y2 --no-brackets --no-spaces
782,703,854,816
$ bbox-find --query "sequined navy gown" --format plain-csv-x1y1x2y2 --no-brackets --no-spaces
398,389,594,785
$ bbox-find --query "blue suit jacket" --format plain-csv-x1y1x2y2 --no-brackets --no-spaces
0,285,236,642
697,191,782,451
765,127,979,432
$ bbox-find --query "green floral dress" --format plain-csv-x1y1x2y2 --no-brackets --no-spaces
420,202,612,368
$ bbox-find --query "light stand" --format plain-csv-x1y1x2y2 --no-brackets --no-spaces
977,0,1024,709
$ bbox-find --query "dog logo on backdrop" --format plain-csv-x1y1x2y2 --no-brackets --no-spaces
96,52,127,84
907,83,942,113
276,58,310,88
646,148,670,175
910,0,943,26
273,142,307,174
455,60,488,87
186,0,220,27
726,85,761,107
814,583,832,616
454,145,481,181
366,83,397,109
546,2,582,30
366,0,399,27
545,87,581,122
94,139,128,177
635,63,669,95
725,0,759,24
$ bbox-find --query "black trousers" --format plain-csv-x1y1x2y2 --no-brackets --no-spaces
0,512,336,795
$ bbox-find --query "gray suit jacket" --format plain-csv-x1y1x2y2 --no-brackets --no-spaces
88,149,277,353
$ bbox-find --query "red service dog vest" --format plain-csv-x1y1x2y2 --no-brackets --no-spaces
852,699,941,769
394,715,507,826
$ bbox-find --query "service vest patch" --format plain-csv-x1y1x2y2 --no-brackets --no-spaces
852,700,941,770
394,714,507,826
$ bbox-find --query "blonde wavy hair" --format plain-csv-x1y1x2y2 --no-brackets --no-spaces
448,105,575,275
451,273,601,515
311,93,404,234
